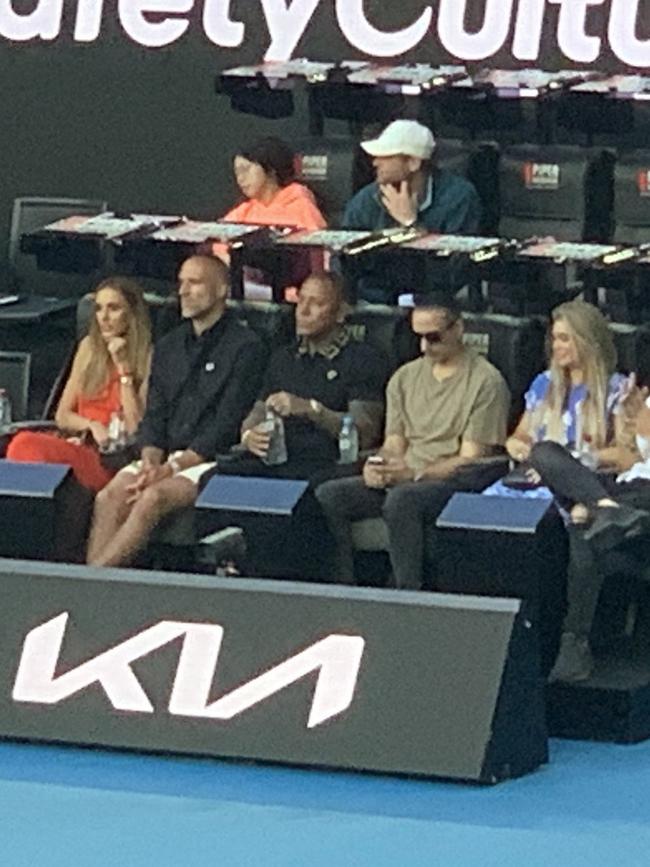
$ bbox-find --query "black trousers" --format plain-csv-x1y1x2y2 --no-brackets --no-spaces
315,461,506,589
529,440,650,638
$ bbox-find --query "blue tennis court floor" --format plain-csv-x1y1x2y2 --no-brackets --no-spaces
1,737,649,866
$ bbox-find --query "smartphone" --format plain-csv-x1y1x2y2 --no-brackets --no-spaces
367,455,385,466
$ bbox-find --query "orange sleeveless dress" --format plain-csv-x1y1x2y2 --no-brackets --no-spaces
6,374,122,492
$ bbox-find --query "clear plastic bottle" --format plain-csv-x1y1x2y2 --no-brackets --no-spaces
338,414,359,464
260,408,287,466
0,388,12,428
107,410,127,452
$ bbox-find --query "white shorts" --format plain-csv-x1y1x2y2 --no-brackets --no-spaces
119,451,217,486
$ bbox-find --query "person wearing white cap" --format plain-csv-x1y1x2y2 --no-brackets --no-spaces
342,120,481,302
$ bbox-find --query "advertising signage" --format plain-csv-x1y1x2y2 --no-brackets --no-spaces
0,559,547,783
0,1,648,72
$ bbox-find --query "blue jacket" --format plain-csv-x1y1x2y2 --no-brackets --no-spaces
343,170,481,235
341,170,481,303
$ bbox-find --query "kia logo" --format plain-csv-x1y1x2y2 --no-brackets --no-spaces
12,612,365,729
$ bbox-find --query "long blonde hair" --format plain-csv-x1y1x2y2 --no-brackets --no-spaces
542,300,616,448
81,277,151,396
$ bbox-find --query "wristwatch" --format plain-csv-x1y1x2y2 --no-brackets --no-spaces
119,374,134,386
310,398,323,416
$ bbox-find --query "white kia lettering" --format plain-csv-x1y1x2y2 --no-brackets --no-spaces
12,612,365,728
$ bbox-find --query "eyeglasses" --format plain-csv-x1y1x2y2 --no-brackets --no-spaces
416,322,455,344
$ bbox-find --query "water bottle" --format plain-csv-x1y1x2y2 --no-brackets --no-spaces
0,389,12,428
260,408,287,466
338,414,359,464
107,410,126,451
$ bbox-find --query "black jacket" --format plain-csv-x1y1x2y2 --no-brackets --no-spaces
138,311,264,460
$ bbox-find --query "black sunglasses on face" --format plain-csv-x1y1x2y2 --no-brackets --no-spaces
417,322,455,344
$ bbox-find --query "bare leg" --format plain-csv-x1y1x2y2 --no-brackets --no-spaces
86,471,136,564
89,476,197,568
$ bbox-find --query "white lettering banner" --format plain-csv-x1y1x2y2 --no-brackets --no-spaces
0,0,647,70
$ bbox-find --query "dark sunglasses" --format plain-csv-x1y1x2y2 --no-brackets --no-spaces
417,322,455,344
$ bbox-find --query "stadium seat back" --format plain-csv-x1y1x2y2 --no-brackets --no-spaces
462,313,546,426
499,145,593,241
614,150,650,244
9,196,108,297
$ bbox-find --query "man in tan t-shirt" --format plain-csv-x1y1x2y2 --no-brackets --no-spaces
316,296,510,588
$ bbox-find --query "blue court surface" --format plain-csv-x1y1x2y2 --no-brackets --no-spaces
1,737,649,866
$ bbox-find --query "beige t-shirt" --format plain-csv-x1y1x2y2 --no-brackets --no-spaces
385,350,510,471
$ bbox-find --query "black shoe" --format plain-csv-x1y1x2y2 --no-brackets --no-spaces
583,505,650,553
548,632,593,683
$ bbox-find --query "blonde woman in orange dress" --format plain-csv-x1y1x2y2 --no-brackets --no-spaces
7,277,152,491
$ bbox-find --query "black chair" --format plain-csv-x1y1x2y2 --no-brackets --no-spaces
499,145,598,241
294,136,358,226
436,138,501,236
9,196,108,297
462,313,546,427
613,150,650,244
610,322,650,385
345,304,418,373
0,350,31,421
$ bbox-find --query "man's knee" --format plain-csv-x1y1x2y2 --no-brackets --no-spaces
134,478,195,522
94,472,131,512
383,482,452,527
383,484,420,523
315,478,351,517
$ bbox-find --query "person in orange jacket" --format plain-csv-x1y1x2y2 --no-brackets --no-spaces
214,137,327,300
224,136,327,230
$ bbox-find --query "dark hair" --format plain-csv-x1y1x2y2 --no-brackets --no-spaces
300,271,345,309
411,292,462,323
235,137,296,187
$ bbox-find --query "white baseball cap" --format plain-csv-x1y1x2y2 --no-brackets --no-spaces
361,120,435,160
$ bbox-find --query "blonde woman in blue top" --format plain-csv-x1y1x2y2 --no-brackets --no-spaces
485,299,648,682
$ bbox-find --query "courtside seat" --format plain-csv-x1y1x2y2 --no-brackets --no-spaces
345,304,418,373
227,299,294,350
499,145,593,241
9,195,108,297
613,150,650,244
462,312,546,426
610,322,650,384
294,136,358,226
436,138,501,236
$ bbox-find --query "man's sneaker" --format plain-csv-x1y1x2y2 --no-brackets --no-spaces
548,632,594,683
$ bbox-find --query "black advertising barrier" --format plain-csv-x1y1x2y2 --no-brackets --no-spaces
0,559,546,784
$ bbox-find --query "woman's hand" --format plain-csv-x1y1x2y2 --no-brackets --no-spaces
88,420,110,447
107,336,129,369
506,436,531,463
618,373,649,426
